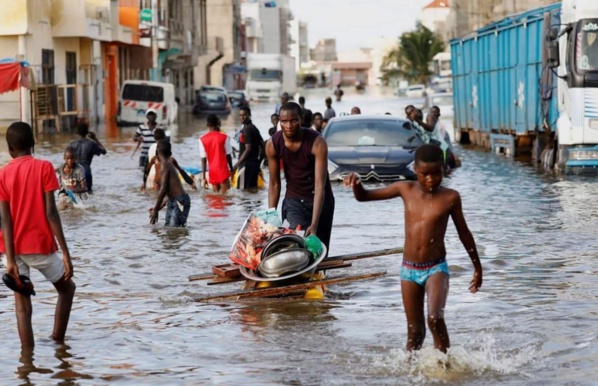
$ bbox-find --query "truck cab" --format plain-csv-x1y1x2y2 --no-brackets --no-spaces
245,53,297,101
554,0,598,173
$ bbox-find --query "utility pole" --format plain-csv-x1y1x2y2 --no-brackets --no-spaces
152,0,159,81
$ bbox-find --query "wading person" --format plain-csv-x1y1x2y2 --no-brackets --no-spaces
312,112,324,134
56,147,87,209
133,109,160,169
351,106,361,115
323,97,336,120
69,122,106,192
199,114,234,194
268,113,279,137
0,122,76,348
343,144,482,353
149,141,191,227
266,102,335,251
233,107,264,190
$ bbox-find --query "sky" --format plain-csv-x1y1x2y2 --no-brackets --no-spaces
289,0,431,52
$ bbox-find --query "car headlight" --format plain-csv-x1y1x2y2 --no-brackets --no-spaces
328,160,339,175
407,160,415,173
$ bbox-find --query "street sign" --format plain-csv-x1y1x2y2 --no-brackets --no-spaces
140,8,152,23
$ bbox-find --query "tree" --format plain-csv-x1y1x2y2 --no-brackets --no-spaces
381,23,445,86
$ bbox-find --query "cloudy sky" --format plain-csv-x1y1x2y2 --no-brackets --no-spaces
289,0,430,51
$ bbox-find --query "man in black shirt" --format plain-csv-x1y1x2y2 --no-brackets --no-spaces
69,122,107,192
233,106,264,190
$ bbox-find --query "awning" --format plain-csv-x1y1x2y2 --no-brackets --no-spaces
0,62,30,94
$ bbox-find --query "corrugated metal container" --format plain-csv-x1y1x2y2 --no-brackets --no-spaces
450,3,561,148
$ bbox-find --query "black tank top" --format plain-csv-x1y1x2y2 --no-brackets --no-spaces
273,129,333,201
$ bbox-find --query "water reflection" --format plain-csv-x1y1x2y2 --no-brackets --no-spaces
18,344,93,385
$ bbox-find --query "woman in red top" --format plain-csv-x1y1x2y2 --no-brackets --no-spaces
199,115,234,193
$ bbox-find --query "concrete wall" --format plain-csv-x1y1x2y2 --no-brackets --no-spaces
206,0,239,87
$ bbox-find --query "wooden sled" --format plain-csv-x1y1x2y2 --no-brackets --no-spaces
189,247,403,302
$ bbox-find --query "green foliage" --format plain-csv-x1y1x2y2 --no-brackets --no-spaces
381,23,445,86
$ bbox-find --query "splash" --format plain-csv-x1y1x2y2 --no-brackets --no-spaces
368,336,541,384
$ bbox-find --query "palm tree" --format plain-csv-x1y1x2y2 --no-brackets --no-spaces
381,23,445,86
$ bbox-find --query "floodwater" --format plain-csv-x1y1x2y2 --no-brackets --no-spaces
0,87,597,385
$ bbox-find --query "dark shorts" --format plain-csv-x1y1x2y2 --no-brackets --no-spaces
282,196,335,253
79,162,93,192
237,160,260,189
165,194,191,227
139,154,149,169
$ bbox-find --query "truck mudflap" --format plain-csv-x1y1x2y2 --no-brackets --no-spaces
565,145,598,174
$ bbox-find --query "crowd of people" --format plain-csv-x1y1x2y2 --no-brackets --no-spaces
0,90,480,357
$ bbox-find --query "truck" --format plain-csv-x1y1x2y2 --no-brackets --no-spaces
451,0,598,174
245,53,297,101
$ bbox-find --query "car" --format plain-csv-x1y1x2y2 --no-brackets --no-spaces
199,85,227,93
193,89,231,115
405,84,426,98
323,115,424,182
228,90,249,108
423,92,454,117
118,80,178,125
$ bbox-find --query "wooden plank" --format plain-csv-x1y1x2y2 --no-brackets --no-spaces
195,271,387,302
212,263,242,278
188,247,402,282
205,262,352,286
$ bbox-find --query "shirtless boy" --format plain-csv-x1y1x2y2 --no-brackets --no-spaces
149,140,191,227
344,144,482,353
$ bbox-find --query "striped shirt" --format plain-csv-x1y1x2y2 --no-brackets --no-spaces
135,124,158,156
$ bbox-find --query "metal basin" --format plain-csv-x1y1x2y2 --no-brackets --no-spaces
240,244,327,283
257,248,311,278
260,234,307,258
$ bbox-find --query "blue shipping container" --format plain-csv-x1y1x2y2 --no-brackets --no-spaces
450,3,561,151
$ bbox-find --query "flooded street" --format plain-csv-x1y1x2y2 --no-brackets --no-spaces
1,88,597,385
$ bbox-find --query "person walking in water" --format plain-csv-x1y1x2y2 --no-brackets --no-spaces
266,102,335,252
233,107,264,190
323,97,336,120
343,144,483,353
334,84,344,102
0,122,76,348
199,114,234,194
133,109,161,169
69,122,106,192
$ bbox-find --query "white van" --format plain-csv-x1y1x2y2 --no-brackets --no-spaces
118,80,178,125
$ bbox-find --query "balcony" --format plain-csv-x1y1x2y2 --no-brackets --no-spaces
51,0,113,41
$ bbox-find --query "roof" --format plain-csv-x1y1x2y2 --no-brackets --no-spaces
423,0,449,9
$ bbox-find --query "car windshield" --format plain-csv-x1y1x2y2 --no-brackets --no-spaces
576,19,598,71
249,69,282,81
200,92,226,102
431,95,453,106
229,92,244,99
325,119,423,147
122,84,164,102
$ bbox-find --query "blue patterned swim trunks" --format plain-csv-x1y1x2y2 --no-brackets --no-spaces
401,258,450,287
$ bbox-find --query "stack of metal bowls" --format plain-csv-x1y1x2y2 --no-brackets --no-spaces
257,235,311,278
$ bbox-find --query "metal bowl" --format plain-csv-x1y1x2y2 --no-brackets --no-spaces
261,234,308,259
240,244,327,283
257,248,311,278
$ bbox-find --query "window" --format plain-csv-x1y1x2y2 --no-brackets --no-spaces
576,19,598,71
65,52,77,84
122,84,164,102
42,49,55,84
325,119,423,148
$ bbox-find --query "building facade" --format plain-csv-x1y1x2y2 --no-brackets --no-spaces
311,39,337,63
448,0,559,39
0,0,154,132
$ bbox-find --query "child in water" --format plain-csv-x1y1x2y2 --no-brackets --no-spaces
149,140,191,227
56,147,87,209
344,144,483,353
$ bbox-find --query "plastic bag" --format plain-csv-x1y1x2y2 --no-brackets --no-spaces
229,210,283,269
304,235,323,261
